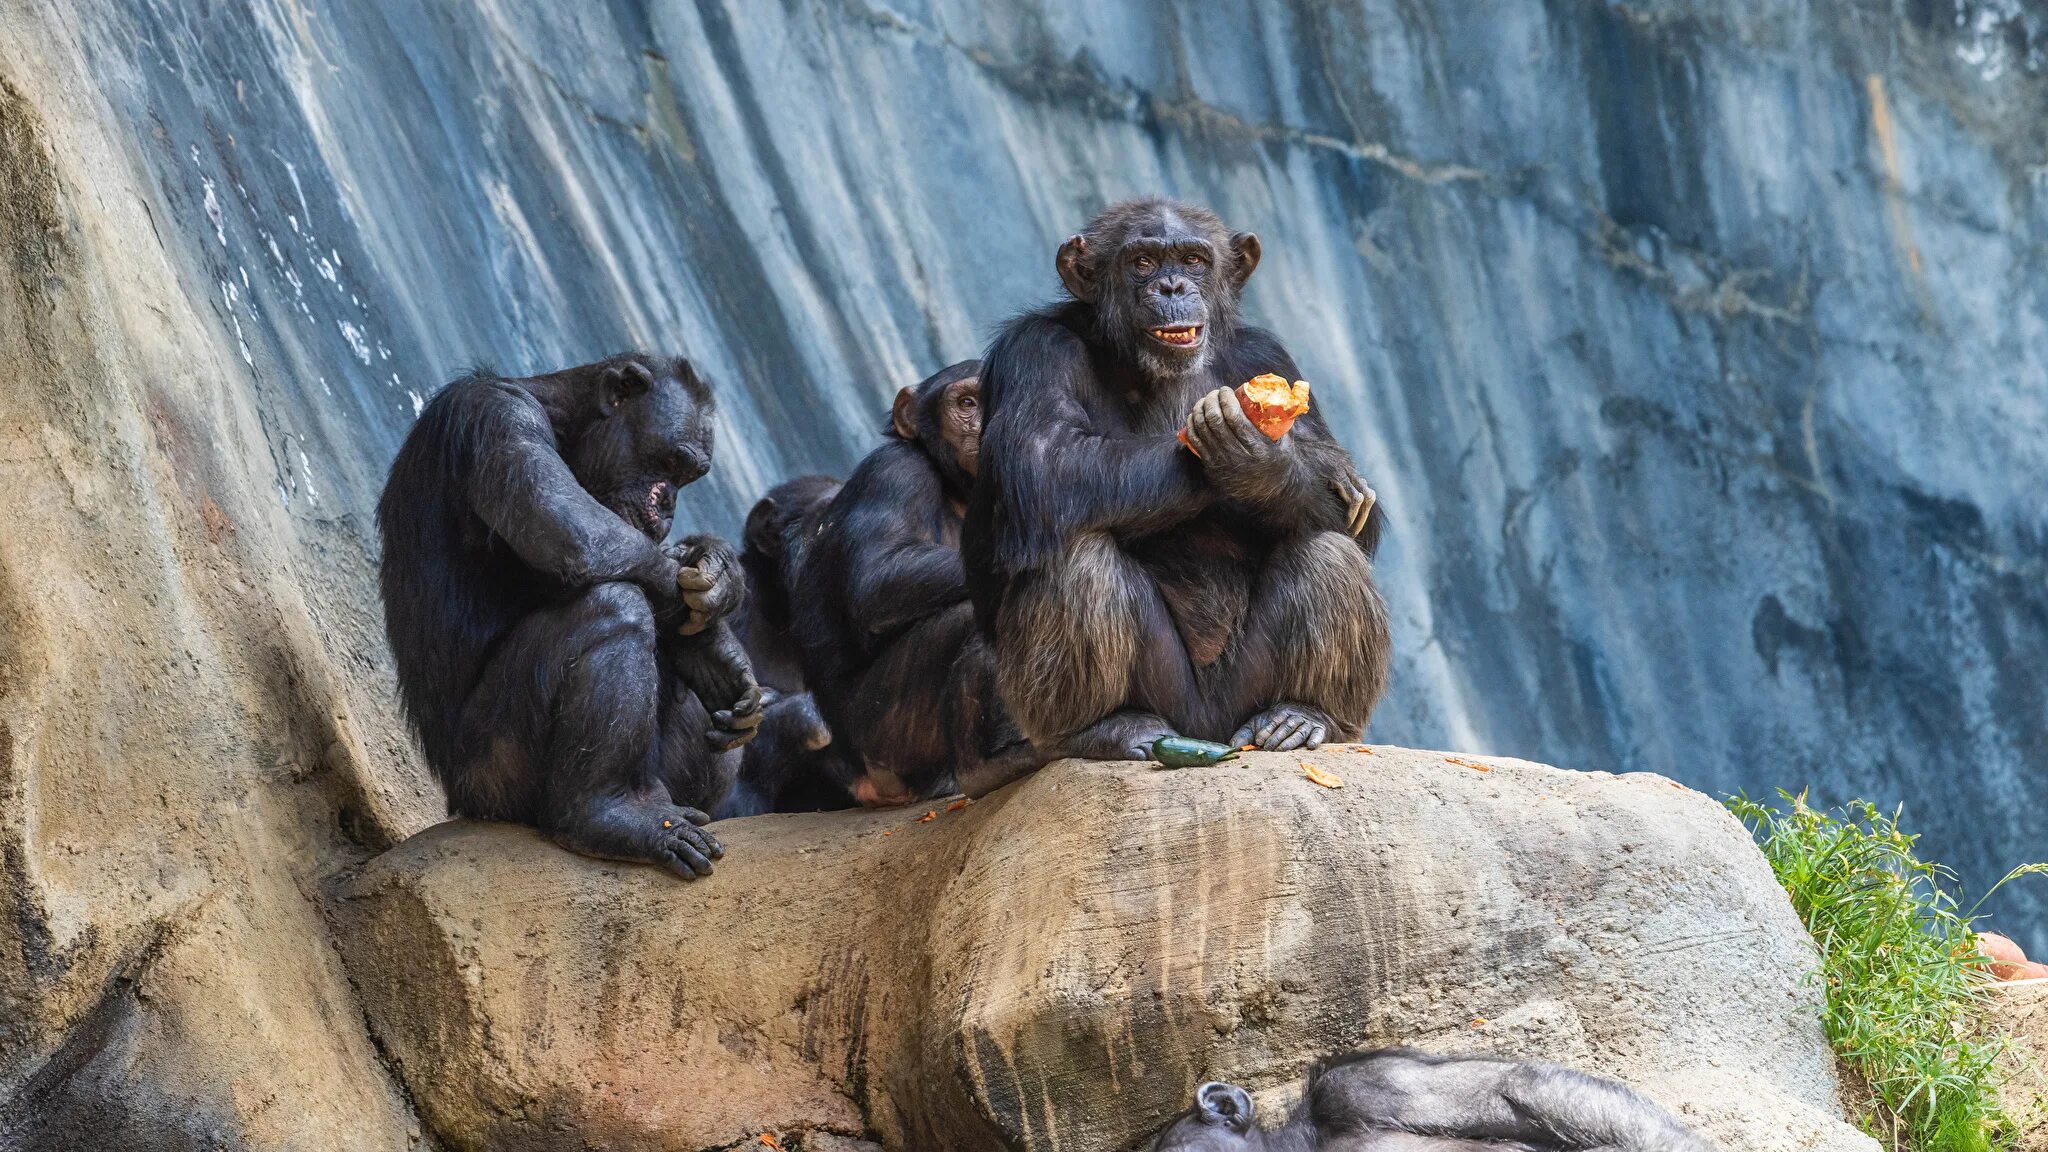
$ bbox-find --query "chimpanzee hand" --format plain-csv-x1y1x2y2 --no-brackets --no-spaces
706,683,766,751
665,534,745,635
1330,462,1376,538
1185,387,1297,507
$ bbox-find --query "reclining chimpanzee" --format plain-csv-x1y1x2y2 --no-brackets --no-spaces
1151,1048,1715,1151
378,353,762,879
963,198,1387,780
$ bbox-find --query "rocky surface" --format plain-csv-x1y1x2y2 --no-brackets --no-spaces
332,749,1873,1152
1994,980,2048,1151
0,0,2041,1147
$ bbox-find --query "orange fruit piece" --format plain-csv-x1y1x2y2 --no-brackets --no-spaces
1301,761,1344,789
1238,374,1312,440
946,797,971,812
1177,375,1312,455
759,1135,782,1150
917,810,937,823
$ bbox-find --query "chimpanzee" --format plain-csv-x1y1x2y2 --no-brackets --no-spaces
793,360,1035,803
1150,1048,1714,1151
962,198,1388,773
378,353,763,880
737,473,842,692
718,474,861,817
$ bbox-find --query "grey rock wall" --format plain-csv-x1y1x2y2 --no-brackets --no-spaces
83,0,2044,942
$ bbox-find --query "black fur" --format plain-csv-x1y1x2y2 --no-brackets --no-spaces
962,199,1390,770
793,360,1032,801
1149,1048,1715,1151
377,353,759,879
719,475,859,817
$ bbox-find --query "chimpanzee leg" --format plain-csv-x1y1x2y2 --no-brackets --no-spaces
457,582,725,879
1227,530,1389,750
993,532,1196,762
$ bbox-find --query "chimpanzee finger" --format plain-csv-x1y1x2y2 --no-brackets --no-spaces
675,821,724,859
662,844,714,879
1217,387,1266,451
1270,716,1310,751
1196,389,1239,456
1305,722,1328,750
1228,722,1255,748
1254,712,1283,745
712,700,765,728
677,806,714,827
676,611,710,636
1186,392,1221,456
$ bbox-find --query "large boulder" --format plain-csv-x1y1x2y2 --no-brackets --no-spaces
331,748,1876,1152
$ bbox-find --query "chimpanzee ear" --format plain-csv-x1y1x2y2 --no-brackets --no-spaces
599,361,655,415
1196,1082,1254,1133
1056,234,1096,302
1228,232,1262,291
890,386,919,440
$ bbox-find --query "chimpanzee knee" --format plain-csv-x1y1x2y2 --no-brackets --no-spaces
1259,531,1389,736
994,532,1144,745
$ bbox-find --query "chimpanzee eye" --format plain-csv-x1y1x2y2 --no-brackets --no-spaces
958,395,977,410
1183,252,1206,268
1133,255,1155,273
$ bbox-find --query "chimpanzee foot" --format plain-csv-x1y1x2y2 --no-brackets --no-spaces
1230,702,1334,752
1059,710,1180,762
552,798,726,881
705,684,766,751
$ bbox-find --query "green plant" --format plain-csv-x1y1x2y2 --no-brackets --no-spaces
1726,790,2047,1152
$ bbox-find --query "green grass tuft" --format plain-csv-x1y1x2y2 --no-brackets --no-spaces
1727,791,2043,1152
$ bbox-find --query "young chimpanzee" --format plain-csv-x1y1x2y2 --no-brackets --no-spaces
963,199,1388,776
1150,1049,1714,1151
737,473,842,693
378,353,763,879
718,474,859,817
794,360,1033,803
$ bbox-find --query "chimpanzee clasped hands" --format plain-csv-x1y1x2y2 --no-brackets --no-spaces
1184,386,1378,538
661,535,765,751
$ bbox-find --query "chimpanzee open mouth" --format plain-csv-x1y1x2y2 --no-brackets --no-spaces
1148,324,1203,347
629,480,675,536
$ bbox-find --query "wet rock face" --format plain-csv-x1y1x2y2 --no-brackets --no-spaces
332,751,1874,1152
34,0,2048,947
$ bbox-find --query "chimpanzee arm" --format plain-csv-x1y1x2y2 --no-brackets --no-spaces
840,444,967,635
980,316,1214,569
465,390,677,600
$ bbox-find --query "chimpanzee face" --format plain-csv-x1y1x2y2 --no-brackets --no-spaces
1059,200,1261,383
939,375,981,479
1149,1082,1258,1151
890,360,983,495
571,357,716,540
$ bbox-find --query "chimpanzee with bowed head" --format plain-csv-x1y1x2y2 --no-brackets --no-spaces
378,353,762,879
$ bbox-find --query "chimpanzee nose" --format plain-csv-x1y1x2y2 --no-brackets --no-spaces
676,448,709,483
1156,277,1191,297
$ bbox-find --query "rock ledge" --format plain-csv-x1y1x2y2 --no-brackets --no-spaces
330,748,1877,1151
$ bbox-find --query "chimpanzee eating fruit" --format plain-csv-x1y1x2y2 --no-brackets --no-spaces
962,198,1389,775
378,353,762,879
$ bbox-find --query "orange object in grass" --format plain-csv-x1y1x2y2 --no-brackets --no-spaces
1179,375,1311,455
